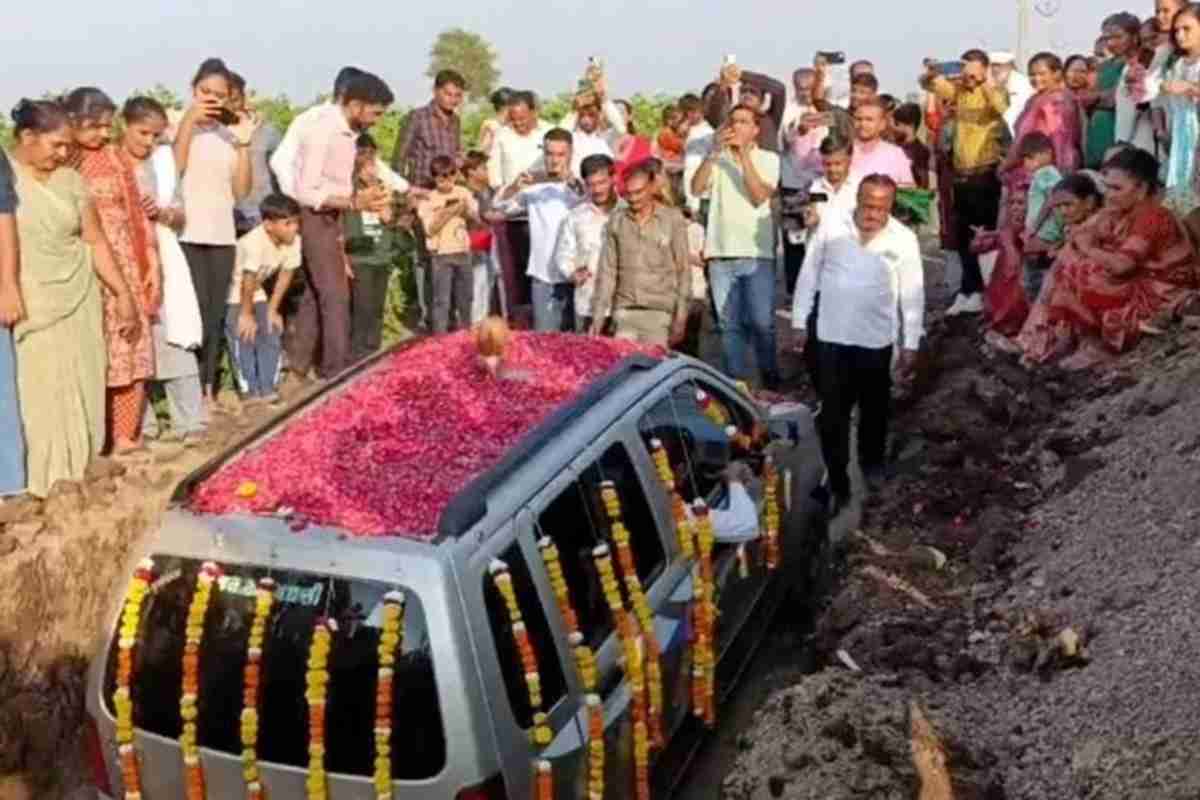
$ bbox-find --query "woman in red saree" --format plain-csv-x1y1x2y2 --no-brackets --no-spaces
1002,52,1085,182
66,87,160,451
972,177,1031,339
1024,148,1197,369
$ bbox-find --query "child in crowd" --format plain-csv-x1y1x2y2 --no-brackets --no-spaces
655,105,685,166
226,193,302,404
892,103,931,189
463,149,501,324
417,155,479,334
345,134,402,362
1019,132,1065,301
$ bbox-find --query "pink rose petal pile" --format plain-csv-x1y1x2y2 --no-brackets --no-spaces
190,332,662,538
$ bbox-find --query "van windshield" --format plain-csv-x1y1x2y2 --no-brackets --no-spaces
102,557,446,780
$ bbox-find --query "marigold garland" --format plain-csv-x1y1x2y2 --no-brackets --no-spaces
649,439,694,559
692,501,717,726
599,481,665,749
180,561,221,800
113,558,154,800
241,577,275,800
373,590,406,800
305,617,336,800
488,560,552,748
763,455,782,571
535,758,553,800
696,389,728,428
583,692,605,800
725,424,755,454
593,545,650,800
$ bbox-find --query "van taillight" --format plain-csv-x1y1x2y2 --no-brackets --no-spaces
456,773,509,800
83,712,113,797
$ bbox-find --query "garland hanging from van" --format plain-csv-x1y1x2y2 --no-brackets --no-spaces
490,559,555,800
306,617,336,800
113,558,154,800
373,590,406,800
538,538,605,800
649,439,694,558
180,561,221,800
599,481,665,750
593,544,651,800
695,389,729,428
241,577,276,800
692,502,717,727
763,456,781,571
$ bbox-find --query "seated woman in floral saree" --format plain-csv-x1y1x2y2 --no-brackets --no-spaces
1021,148,1198,370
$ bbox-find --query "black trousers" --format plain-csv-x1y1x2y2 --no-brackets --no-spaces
350,266,391,362
815,340,893,498
181,243,236,395
953,170,1002,296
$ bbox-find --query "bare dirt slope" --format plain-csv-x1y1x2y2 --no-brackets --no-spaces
724,313,1200,800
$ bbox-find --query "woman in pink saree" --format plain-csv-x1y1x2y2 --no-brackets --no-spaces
1002,52,1085,181
1021,149,1198,369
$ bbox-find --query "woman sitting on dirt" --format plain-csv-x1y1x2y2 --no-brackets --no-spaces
1020,148,1198,369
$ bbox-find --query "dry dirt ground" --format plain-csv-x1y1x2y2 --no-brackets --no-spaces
721,309,1200,799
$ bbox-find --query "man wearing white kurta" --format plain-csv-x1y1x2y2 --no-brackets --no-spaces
791,175,924,515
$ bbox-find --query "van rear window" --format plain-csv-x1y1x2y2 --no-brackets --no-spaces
102,557,446,780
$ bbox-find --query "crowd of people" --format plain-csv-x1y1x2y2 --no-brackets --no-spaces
1,1,1199,515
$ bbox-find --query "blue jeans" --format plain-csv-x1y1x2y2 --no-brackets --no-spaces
0,328,26,495
225,303,282,397
707,258,778,380
532,278,575,332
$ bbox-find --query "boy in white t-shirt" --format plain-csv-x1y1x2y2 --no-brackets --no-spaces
225,194,303,402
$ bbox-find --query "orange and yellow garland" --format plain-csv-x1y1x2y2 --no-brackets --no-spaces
650,439,694,559
593,544,650,800
762,455,781,571
539,538,605,799
114,558,154,800
696,389,728,428
241,577,275,800
374,591,406,800
490,559,554,800
180,561,221,800
599,481,665,750
306,617,336,800
691,502,717,727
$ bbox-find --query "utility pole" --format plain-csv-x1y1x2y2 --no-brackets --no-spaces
1016,0,1031,67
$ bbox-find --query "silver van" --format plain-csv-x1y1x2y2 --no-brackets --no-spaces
83,346,825,800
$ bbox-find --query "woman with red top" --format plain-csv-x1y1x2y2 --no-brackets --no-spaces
65,87,161,453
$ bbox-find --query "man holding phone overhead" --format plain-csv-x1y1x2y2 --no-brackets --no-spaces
703,57,787,152
691,103,781,388
921,49,1009,317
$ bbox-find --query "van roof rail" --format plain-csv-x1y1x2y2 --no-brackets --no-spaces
434,353,662,543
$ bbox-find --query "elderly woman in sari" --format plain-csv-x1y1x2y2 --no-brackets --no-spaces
1026,148,1197,370
65,87,161,454
7,99,140,496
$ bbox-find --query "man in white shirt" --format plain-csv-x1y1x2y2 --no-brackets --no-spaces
791,175,924,515
489,91,553,317
780,67,827,292
554,154,618,332
691,104,781,388
497,128,584,331
989,51,1034,134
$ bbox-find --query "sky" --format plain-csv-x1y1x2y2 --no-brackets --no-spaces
1,0,1145,111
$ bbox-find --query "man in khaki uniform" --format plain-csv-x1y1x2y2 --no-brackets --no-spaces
589,161,691,347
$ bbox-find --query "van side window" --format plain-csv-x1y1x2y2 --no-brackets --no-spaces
536,443,666,649
639,382,751,503
483,541,568,728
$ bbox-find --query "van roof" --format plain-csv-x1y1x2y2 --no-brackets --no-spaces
185,332,662,542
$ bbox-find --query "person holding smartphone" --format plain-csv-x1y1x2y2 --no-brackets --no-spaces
921,49,1009,317
691,104,781,388
174,58,260,409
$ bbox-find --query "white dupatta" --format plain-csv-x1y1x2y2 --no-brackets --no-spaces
150,145,202,349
